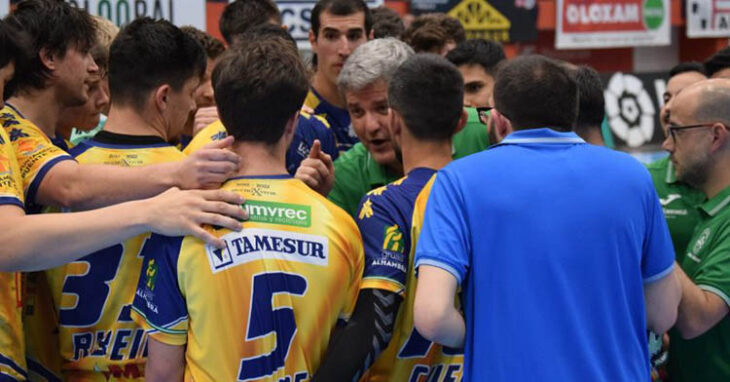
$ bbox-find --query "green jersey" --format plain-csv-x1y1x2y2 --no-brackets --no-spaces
647,157,705,260
328,107,488,217
668,186,730,382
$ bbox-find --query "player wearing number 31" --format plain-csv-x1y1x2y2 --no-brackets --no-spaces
130,35,364,381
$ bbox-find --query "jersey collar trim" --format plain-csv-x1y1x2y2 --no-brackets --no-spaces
701,186,730,217
228,174,292,180
498,128,586,145
4,102,26,119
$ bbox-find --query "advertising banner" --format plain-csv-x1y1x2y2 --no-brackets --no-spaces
602,71,666,150
409,0,537,43
556,0,670,49
64,0,206,29
687,0,730,38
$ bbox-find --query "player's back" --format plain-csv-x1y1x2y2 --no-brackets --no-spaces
357,169,463,382
132,175,364,382
45,132,185,381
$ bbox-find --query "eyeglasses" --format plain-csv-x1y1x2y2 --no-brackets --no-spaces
667,123,717,142
476,107,493,125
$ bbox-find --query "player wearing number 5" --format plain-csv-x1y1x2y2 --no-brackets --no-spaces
131,36,364,382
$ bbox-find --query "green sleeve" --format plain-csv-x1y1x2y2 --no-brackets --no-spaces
328,150,369,218
453,107,488,160
694,224,730,306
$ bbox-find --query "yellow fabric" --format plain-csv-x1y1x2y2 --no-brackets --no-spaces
132,177,364,382
367,174,464,382
44,142,184,381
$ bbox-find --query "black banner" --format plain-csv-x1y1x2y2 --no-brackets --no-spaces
409,0,538,43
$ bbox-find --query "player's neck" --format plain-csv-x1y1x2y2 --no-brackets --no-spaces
400,134,453,174
311,71,345,109
104,105,168,141
702,156,730,199
7,90,63,137
231,141,288,177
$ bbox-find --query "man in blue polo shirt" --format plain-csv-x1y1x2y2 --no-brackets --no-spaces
412,55,682,381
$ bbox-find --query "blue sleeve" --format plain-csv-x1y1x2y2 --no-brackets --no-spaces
356,193,408,294
319,124,339,162
131,234,189,344
414,170,471,284
642,182,675,283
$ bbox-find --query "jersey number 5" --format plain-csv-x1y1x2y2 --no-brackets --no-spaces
238,272,308,381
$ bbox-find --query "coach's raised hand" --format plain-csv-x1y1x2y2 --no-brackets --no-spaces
176,135,240,189
295,140,335,196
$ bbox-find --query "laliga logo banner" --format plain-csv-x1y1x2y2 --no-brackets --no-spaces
556,0,670,49
603,71,667,149
65,0,205,29
687,0,730,38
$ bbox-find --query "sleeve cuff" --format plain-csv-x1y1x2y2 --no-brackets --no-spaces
415,257,463,284
643,263,674,284
361,277,406,297
0,197,23,210
698,284,730,307
26,155,74,205
130,307,188,346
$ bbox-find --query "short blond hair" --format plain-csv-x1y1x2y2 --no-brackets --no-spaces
91,16,119,72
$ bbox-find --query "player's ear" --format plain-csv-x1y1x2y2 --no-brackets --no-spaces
309,29,317,50
39,47,56,71
389,108,403,142
491,108,512,143
154,85,171,112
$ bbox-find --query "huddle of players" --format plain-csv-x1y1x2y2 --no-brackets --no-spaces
0,0,476,382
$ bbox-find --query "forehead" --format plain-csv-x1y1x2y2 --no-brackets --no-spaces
667,87,700,119
667,72,706,95
458,64,493,82
345,80,389,104
318,10,366,32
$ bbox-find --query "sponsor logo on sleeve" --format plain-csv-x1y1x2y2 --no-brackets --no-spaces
206,228,329,273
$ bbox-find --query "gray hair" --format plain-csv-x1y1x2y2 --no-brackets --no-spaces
337,38,414,94
696,83,730,126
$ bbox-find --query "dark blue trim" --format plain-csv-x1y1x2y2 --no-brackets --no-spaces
0,373,21,381
26,358,61,382
228,174,292,180
3,103,25,119
0,353,27,379
68,142,93,158
0,197,23,210
81,139,173,150
26,155,74,205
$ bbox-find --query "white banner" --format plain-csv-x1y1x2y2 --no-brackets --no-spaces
556,0,671,49
65,0,206,30
277,0,383,50
687,0,730,38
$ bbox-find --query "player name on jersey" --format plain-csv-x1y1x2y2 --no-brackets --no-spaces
206,228,330,273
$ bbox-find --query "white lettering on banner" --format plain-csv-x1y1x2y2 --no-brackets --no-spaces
65,0,205,29
276,0,384,49
565,4,640,25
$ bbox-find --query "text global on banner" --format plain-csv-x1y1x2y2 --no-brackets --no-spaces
687,0,730,38
556,0,670,49
65,0,205,30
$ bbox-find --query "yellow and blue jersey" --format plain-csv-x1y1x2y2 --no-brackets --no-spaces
131,175,364,381
42,132,185,381
182,111,338,173
0,126,27,381
356,169,463,382
304,88,356,154
0,104,74,213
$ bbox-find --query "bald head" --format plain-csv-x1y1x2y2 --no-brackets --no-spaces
676,79,730,125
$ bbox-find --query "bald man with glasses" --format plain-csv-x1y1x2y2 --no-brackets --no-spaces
662,79,730,382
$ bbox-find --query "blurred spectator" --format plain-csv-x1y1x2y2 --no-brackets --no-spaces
704,47,730,79
371,6,405,39
446,39,505,108
219,0,281,45
402,13,464,55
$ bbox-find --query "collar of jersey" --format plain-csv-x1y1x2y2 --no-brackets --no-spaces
4,103,26,119
228,174,292,180
498,128,586,145
700,186,730,217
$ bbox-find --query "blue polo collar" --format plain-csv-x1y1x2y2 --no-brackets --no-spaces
498,128,586,145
